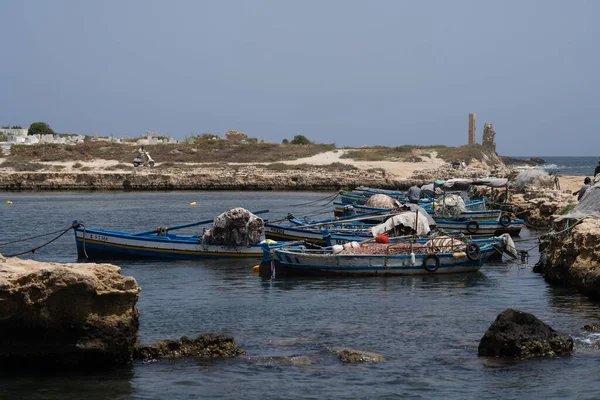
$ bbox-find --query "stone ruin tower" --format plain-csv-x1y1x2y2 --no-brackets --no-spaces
468,113,476,145
482,123,497,153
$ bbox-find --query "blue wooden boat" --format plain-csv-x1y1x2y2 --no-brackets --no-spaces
261,237,505,277
72,209,290,259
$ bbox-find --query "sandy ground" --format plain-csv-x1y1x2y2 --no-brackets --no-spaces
281,149,445,179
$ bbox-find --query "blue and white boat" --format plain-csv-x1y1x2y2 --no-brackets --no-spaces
262,237,506,277
72,209,288,259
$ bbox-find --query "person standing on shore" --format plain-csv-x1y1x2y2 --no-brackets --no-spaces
575,177,592,201
595,161,600,178
407,184,422,204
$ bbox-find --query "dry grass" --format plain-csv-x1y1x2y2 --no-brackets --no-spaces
436,144,499,164
0,159,46,171
9,141,336,164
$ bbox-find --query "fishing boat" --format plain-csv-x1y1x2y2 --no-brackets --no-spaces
72,208,287,259
261,235,507,277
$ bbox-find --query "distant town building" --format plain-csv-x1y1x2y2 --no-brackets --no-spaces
225,130,248,142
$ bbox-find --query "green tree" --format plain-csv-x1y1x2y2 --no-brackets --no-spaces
281,139,289,144
11,125,22,129
28,122,55,136
291,135,311,145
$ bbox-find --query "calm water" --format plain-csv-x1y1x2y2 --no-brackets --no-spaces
1,192,600,399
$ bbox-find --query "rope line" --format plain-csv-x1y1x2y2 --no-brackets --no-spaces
0,228,72,247
4,225,75,258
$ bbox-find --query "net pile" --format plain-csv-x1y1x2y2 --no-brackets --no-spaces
432,194,467,218
512,170,554,191
365,194,401,209
201,208,264,246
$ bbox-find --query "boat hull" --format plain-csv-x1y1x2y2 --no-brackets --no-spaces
271,246,497,277
74,227,265,259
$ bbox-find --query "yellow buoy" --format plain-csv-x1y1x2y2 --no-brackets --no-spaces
6,200,12,205
190,202,197,206
253,265,260,272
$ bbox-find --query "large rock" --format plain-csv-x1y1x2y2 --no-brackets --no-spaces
134,334,244,361
0,256,140,368
478,309,573,358
328,347,386,363
537,219,600,297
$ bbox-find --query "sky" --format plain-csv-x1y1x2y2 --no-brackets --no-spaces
1,0,598,156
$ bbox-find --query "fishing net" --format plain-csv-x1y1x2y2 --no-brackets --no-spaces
364,194,401,209
512,170,554,191
555,184,600,221
201,208,264,246
431,194,467,218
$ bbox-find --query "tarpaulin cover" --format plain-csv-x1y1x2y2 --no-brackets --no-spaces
371,211,431,237
555,184,600,221
435,178,508,190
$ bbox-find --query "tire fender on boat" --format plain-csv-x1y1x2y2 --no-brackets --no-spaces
466,221,479,234
499,214,511,227
466,242,481,261
423,254,440,273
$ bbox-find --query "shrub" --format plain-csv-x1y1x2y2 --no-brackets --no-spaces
290,135,311,145
282,139,289,144
73,162,83,168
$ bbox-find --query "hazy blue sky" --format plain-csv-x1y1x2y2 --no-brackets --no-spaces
1,0,598,156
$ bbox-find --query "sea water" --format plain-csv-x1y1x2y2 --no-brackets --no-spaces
1,191,600,399
512,156,598,176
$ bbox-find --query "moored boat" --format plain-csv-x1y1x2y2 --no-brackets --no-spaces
262,235,507,277
73,208,286,259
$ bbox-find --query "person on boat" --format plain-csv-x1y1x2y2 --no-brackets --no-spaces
406,184,422,204
575,177,592,202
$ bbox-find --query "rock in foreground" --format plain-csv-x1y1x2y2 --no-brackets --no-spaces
478,309,573,358
134,334,244,361
0,255,140,368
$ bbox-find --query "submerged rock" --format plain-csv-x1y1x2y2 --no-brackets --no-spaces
0,256,140,368
134,334,244,361
328,347,386,363
582,323,600,332
478,309,573,358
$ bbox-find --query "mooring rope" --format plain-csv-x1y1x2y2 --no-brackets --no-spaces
289,192,339,207
3,224,76,258
0,228,73,247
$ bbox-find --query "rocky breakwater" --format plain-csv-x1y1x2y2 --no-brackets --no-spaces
0,165,400,191
410,163,511,182
509,187,576,229
0,254,140,368
536,218,600,297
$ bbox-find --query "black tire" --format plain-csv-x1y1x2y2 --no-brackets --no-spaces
149,161,155,167
133,162,141,167
466,220,479,234
423,254,440,273
499,214,511,227
466,242,481,261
